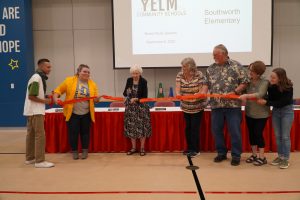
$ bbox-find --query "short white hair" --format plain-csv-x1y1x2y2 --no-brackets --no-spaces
130,65,143,74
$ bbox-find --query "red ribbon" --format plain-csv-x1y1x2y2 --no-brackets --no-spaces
57,96,98,106
101,95,124,102
139,93,249,103
45,94,54,107
56,94,256,105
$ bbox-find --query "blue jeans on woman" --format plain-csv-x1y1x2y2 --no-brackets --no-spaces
211,108,242,159
272,104,294,160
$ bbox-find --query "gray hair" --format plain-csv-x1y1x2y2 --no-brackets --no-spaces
181,57,197,74
214,44,228,56
130,65,143,74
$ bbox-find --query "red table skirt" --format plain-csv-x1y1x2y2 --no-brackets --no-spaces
45,110,300,153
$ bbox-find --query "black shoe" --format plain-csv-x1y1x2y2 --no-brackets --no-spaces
253,157,267,166
188,152,200,158
182,150,191,155
214,155,227,162
245,155,257,163
126,148,137,155
231,158,240,166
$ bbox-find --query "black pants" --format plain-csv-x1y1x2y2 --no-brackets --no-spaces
246,116,268,148
67,113,91,151
183,111,203,153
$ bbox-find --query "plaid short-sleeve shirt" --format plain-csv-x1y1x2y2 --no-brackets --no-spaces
206,59,249,109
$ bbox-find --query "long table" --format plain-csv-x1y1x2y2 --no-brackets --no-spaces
44,107,300,153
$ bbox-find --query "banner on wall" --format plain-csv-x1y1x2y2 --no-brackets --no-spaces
0,0,34,126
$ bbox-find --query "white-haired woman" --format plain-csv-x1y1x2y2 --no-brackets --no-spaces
123,65,152,156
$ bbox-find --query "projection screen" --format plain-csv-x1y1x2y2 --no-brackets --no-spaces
112,0,273,68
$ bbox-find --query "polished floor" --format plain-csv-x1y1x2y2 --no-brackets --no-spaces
0,129,300,200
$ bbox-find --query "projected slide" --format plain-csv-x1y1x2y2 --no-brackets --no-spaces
131,0,252,55
113,0,272,68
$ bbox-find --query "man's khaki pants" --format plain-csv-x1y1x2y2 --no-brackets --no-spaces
26,115,45,163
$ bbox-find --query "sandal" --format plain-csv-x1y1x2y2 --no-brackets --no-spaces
253,157,267,166
140,149,146,156
126,148,137,155
246,155,257,163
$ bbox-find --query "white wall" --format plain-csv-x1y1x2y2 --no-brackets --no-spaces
32,0,300,99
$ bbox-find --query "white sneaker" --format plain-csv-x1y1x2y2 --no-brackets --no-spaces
35,161,55,168
24,159,35,165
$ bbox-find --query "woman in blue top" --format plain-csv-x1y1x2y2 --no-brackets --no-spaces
257,68,294,169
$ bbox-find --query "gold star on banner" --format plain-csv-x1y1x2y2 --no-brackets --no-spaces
8,59,19,70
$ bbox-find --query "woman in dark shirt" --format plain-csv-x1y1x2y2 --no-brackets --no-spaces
123,65,151,156
257,68,294,169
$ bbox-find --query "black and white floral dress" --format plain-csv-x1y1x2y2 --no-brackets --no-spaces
124,84,152,139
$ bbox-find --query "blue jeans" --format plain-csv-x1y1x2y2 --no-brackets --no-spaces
272,104,294,160
211,108,242,159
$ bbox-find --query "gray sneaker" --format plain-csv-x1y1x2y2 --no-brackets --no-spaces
279,160,290,169
271,157,282,166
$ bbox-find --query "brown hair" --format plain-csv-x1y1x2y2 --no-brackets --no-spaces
249,61,266,75
272,67,293,92
76,64,89,75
